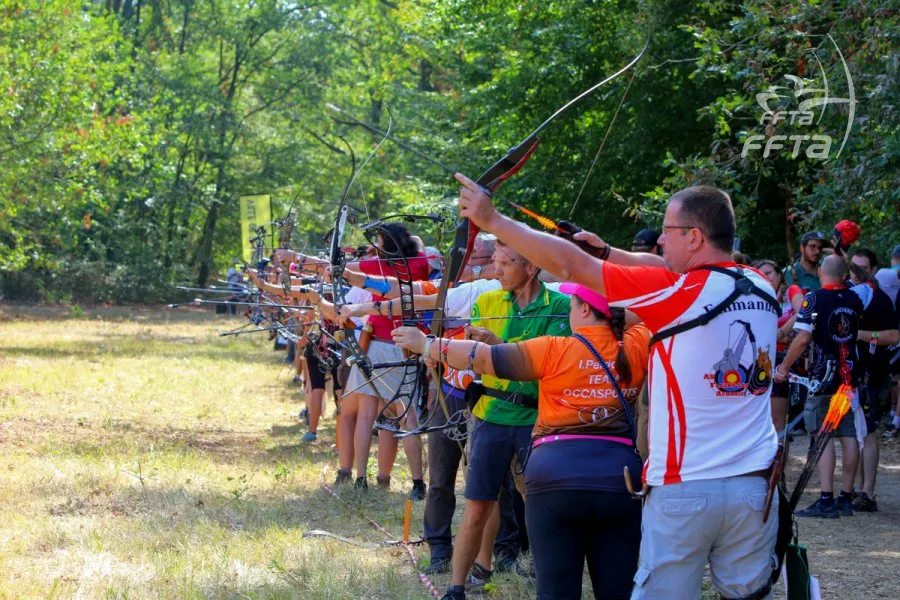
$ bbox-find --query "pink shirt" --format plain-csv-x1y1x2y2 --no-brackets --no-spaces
359,254,430,340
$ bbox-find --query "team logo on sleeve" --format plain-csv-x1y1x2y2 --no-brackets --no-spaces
705,320,772,397
800,292,816,316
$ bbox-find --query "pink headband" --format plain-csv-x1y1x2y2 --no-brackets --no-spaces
560,282,611,319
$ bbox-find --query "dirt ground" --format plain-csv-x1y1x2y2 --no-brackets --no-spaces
777,432,900,600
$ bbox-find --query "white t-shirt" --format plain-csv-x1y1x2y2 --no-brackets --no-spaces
346,286,372,328
603,261,778,487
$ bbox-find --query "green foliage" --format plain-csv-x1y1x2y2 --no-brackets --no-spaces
1,0,897,302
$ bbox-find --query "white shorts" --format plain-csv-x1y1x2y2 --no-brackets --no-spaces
345,339,417,404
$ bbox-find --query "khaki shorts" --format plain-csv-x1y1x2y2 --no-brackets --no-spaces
631,476,778,600
804,392,856,437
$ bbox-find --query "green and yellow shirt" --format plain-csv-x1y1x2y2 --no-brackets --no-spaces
471,284,571,426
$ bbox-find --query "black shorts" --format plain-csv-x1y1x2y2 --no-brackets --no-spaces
771,352,789,398
464,418,532,501
305,345,340,391
862,384,889,433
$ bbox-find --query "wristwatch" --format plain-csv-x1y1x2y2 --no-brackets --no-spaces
422,335,437,361
472,265,483,280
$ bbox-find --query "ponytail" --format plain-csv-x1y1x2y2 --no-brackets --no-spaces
609,307,632,386
573,294,632,385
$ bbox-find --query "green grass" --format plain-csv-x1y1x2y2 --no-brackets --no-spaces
0,305,542,599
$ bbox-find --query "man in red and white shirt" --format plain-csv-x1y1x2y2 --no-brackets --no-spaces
456,177,780,600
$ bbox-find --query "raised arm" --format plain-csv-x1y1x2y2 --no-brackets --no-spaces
456,173,606,294
571,230,666,268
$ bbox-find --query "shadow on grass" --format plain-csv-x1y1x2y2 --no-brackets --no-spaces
0,303,240,325
0,341,285,365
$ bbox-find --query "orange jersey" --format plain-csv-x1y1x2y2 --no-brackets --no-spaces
493,324,650,438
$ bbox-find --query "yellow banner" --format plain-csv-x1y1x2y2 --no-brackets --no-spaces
239,194,272,263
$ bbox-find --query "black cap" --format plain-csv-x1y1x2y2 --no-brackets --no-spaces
633,229,660,248
800,231,831,246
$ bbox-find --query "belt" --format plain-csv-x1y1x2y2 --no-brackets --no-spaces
533,433,632,447
742,468,771,479
482,386,538,409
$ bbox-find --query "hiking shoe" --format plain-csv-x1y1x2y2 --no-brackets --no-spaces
494,553,518,573
354,476,369,491
441,586,466,600
835,496,854,516
423,557,451,575
333,468,352,486
376,475,391,490
301,431,317,442
852,492,878,512
409,480,426,501
466,561,492,588
796,497,840,519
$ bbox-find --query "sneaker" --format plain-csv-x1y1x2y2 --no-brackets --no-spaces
409,480,426,501
466,561,492,588
835,495,854,516
796,497,840,519
883,426,898,440
852,492,878,512
301,431,317,442
423,557,451,575
495,553,534,578
333,468,352,486
441,586,466,600
354,476,368,491
292,374,303,384
299,407,309,424
376,475,391,490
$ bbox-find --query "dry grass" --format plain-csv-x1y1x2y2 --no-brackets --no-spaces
0,305,540,599
1,304,897,599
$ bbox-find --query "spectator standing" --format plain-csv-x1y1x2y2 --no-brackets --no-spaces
631,229,662,255
783,231,830,291
775,255,863,518
754,259,804,432
848,250,900,511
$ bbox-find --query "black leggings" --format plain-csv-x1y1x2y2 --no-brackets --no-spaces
305,345,340,391
526,489,641,600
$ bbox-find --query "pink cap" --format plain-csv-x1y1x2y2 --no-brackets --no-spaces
559,282,611,318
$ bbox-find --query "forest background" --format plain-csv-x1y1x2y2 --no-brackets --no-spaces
0,0,896,304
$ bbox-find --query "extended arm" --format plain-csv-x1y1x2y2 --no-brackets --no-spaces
340,268,430,299
572,230,666,268
391,327,497,376
456,173,606,293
